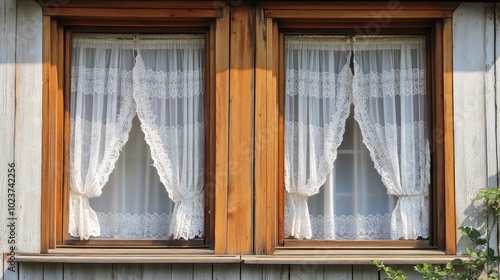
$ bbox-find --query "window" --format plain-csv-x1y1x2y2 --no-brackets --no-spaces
40,2,227,253
283,35,429,241
68,33,206,243
254,2,456,254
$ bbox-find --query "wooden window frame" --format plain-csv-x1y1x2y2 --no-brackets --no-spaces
40,1,230,254
254,1,458,255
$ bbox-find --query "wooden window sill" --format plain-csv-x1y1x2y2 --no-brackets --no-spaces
242,250,467,265
17,249,240,264
17,250,466,265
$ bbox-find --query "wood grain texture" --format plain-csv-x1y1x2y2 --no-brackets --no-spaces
351,265,379,280
241,264,262,280
214,5,230,255
254,4,269,256
141,263,172,280
482,3,498,254
290,264,323,280
171,263,194,280
193,264,212,280
63,263,113,280
263,264,289,280
444,14,457,255
43,263,63,280
114,264,142,280
18,262,42,280
452,3,490,254
254,5,279,256
324,265,352,280
15,0,43,254
43,8,218,19
0,0,16,255
227,0,254,255
213,263,240,279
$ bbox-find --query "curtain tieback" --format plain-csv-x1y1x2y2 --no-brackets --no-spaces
396,194,426,198
288,192,308,200
180,192,203,203
70,191,95,199
71,191,92,199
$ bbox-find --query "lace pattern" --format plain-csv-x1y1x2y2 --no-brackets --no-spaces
391,195,429,239
353,67,430,240
284,57,353,239
71,66,133,95
286,69,353,98
308,213,392,240
96,212,172,239
354,67,426,97
133,54,205,240
140,68,204,99
69,87,136,239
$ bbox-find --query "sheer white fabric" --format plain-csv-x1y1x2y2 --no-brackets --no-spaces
70,35,137,239
284,36,353,239
89,117,174,239
353,36,430,240
133,35,205,240
69,34,205,240
307,111,397,239
284,35,430,240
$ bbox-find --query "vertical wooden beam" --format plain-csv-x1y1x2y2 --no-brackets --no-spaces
483,3,498,254
0,0,17,255
443,15,455,255
255,4,270,255
227,0,255,254
40,14,51,253
255,1,280,253
15,0,43,254
432,20,445,251
62,29,72,245
214,5,230,255
496,1,500,263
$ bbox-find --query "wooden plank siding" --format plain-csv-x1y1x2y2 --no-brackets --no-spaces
452,3,497,254
2,1,500,280
14,0,43,254
0,0,16,257
227,0,255,255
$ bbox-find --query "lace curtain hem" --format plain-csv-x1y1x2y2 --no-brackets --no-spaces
96,212,172,239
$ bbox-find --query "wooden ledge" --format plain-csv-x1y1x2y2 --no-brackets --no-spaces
16,254,241,264
242,249,467,265
17,249,241,264
242,254,467,265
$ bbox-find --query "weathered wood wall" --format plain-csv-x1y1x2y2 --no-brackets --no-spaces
1,1,499,279
453,2,498,254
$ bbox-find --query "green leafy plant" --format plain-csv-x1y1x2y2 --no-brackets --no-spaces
373,260,408,280
374,187,500,280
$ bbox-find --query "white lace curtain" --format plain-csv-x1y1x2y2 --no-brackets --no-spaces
69,34,205,240
284,36,353,239
353,36,429,239
284,35,430,240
